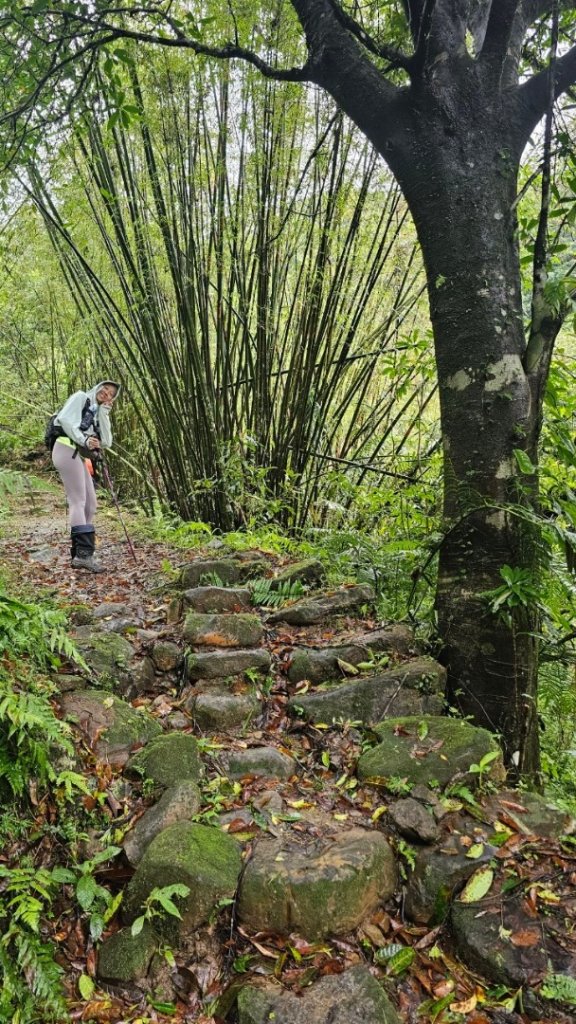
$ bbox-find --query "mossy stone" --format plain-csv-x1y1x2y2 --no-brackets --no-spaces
123,822,242,937
183,612,263,648
76,631,135,689
237,965,401,1024
97,923,156,983
58,689,162,767
191,691,261,731
238,829,396,939
125,733,203,788
123,780,203,865
289,657,445,725
357,716,504,790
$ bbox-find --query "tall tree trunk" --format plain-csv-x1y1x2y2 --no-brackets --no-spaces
386,84,540,775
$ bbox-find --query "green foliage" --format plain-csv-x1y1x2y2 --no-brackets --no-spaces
540,972,576,1007
250,577,304,608
0,590,87,799
0,674,75,798
53,846,123,942
130,883,191,937
0,591,86,672
0,864,68,1022
482,565,543,620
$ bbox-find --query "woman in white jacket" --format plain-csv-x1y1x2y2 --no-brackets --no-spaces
52,381,119,572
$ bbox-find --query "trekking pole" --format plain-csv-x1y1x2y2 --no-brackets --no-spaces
99,452,138,563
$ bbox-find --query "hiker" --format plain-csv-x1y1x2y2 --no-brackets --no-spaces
51,381,120,572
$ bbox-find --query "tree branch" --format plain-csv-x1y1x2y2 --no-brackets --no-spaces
480,0,521,66
409,0,437,73
519,39,576,130
325,0,413,69
43,10,313,82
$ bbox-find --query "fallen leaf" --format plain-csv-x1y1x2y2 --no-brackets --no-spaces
458,866,494,903
451,994,478,1013
509,928,540,947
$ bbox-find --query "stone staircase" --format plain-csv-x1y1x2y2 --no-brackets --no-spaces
52,548,576,1024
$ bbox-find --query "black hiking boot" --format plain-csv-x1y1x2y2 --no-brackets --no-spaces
70,527,104,573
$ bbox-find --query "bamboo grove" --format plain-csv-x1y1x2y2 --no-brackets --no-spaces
5,46,436,528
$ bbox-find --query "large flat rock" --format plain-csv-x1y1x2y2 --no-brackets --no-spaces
186,648,271,680
267,585,375,625
57,689,162,767
183,586,252,614
287,625,419,682
237,965,401,1024
358,715,505,790
238,828,396,939
183,612,263,648
180,558,268,589
289,657,445,725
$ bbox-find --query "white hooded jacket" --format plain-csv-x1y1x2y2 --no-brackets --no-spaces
55,381,120,449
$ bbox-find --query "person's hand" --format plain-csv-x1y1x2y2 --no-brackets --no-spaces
87,436,101,450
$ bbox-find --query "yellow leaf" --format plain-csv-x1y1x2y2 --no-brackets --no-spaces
458,866,494,903
371,805,388,822
466,843,485,859
451,995,477,1014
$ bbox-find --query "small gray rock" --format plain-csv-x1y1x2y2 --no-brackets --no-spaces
387,797,440,844
219,747,295,779
123,780,202,865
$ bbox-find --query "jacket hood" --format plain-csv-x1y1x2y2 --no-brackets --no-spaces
87,381,121,403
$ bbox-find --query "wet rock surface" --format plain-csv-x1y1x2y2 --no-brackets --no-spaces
238,828,397,939
6,517,575,1023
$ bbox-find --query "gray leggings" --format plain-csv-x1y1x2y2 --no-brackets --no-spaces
52,442,97,526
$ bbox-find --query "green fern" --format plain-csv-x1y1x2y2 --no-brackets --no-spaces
0,866,68,1022
540,972,576,1007
0,679,74,796
0,592,87,672
198,571,225,586
250,578,304,608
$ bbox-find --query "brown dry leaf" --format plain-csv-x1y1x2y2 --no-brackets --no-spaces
248,937,281,959
85,948,97,977
432,979,455,998
509,928,540,947
360,923,388,947
500,799,528,813
79,999,114,1020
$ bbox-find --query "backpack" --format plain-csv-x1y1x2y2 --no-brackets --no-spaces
45,398,92,452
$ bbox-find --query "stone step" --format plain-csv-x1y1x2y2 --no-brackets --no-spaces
237,966,401,1024
186,690,262,731
183,586,252,614
269,558,325,589
267,584,375,626
357,715,505,790
238,828,396,939
185,648,271,680
183,611,263,648
288,656,445,725
180,557,268,589
287,624,419,683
